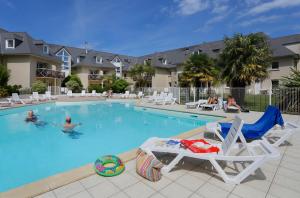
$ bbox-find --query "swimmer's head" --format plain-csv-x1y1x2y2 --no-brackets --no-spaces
28,110,33,117
66,116,71,124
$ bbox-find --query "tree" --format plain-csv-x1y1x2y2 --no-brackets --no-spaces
32,80,47,93
0,64,10,86
129,63,155,88
179,53,219,87
62,74,83,88
219,33,272,105
112,78,129,93
282,68,300,87
66,80,82,93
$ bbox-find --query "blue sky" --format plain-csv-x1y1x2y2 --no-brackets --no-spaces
1,0,300,56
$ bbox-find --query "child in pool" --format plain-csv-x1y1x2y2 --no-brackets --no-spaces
25,110,37,122
62,116,81,132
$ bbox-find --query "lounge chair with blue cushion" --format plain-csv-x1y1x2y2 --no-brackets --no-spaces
206,105,300,147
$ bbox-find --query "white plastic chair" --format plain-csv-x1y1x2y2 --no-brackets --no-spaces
67,90,73,97
140,116,280,184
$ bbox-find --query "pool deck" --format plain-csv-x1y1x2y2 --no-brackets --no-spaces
1,98,300,198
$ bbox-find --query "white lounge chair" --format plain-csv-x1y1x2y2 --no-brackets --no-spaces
137,91,144,99
45,91,57,100
140,116,280,184
11,93,33,104
81,90,87,97
156,93,176,105
154,92,168,104
206,119,300,147
148,91,158,102
67,90,73,97
201,98,223,111
32,92,47,102
102,91,108,97
0,100,12,107
122,91,130,99
91,90,99,97
185,99,207,109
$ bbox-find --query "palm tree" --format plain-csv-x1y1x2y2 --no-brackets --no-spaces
179,53,219,88
219,33,272,105
128,63,155,88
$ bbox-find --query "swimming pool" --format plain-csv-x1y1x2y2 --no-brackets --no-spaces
0,101,221,192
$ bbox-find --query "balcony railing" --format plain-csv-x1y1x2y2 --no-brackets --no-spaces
36,68,65,79
88,74,103,80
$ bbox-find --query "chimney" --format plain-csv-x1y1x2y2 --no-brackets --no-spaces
84,41,88,54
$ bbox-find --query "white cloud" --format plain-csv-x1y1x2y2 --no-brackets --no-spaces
175,0,210,16
212,0,229,14
248,0,300,15
240,15,281,26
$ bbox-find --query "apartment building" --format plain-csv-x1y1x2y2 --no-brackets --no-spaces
0,27,299,92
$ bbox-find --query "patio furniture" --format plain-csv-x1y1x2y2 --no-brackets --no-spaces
206,105,300,147
121,91,130,99
0,100,12,107
155,93,176,105
137,91,144,99
67,90,73,97
45,91,57,100
11,93,33,104
148,91,158,102
91,90,99,97
201,98,223,111
140,116,280,184
32,92,47,102
185,99,207,109
81,90,87,97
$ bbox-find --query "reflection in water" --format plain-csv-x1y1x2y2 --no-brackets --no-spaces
34,121,48,128
66,131,83,139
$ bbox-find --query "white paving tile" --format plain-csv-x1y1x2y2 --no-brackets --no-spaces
110,191,129,198
35,191,56,198
124,182,155,198
268,183,300,198
68,191,92,198
232,184,266,198
149,192,166,198
53,181,85,198
208,176,236,192
273,174,300,193
87,181,120,198
175,174,205,191
277,167,300,181
108,172,139,189
196,182,229,198
160,182,193,198
79,174,106,189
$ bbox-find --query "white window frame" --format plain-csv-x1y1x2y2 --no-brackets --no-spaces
96,56,103,64
5,39,15,49
56,48,71,70
43,45,49,54
162,59,167,65
77,57,80,63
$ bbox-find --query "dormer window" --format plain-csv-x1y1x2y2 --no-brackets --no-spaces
5,39,15,49
77,56,85,63
113,57,121,63
43,45,49,54
192,49,202,55
161,58,167,65
96,56,103,64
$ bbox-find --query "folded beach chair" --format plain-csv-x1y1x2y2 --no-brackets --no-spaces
185,99,207,109
201,98,223,111
91,90,98,97
11,93,33,104
206,105,300,147
155,93,176,105
32,92,47,101
140,116,280,184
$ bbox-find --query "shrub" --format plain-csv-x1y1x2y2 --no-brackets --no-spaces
66,80,82,93
62,75,83,88
0,64,10,86
88,84,104,93
111,79,129,93
0,87,9,97
6,85,22,95
32,80,47,93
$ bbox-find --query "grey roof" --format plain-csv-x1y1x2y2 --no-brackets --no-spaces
1,27,299,71
0,30,61,63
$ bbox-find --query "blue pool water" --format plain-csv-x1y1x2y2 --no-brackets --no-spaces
0,101,221,192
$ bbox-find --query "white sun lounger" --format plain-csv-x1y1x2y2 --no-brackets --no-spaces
155,93,176,105
148,91,158,102
201,98,223,111
11,93,33,104
0,100,12,107
91,90,99,97
32,92,47,102
67,90,73,97
185,99,207,109
140,116,280,184
122,91,130,99
45,91,57,100
137,91,144,99
206,120,300,147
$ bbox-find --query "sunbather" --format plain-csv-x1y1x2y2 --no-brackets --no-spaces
208,96,218,104
225,95,240,111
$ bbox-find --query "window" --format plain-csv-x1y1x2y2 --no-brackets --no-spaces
114,57,121,63
212,49,220,53
271,62,279,70
96,56,103,64
43,45,49,54
193,49,202,55
272,80,279,89
5,39,15,49
89,70,99,75
99,70,104,76
56,48,71,70
160,58,167,65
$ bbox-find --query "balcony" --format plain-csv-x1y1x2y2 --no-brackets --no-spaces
88,74,103,81
36,68,65,79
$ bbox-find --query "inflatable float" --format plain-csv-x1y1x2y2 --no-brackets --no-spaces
94,155,125,177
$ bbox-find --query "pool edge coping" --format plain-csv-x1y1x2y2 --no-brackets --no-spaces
0,104,231,198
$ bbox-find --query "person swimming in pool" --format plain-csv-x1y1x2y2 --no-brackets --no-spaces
25,110,37,122
62,116,81,132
